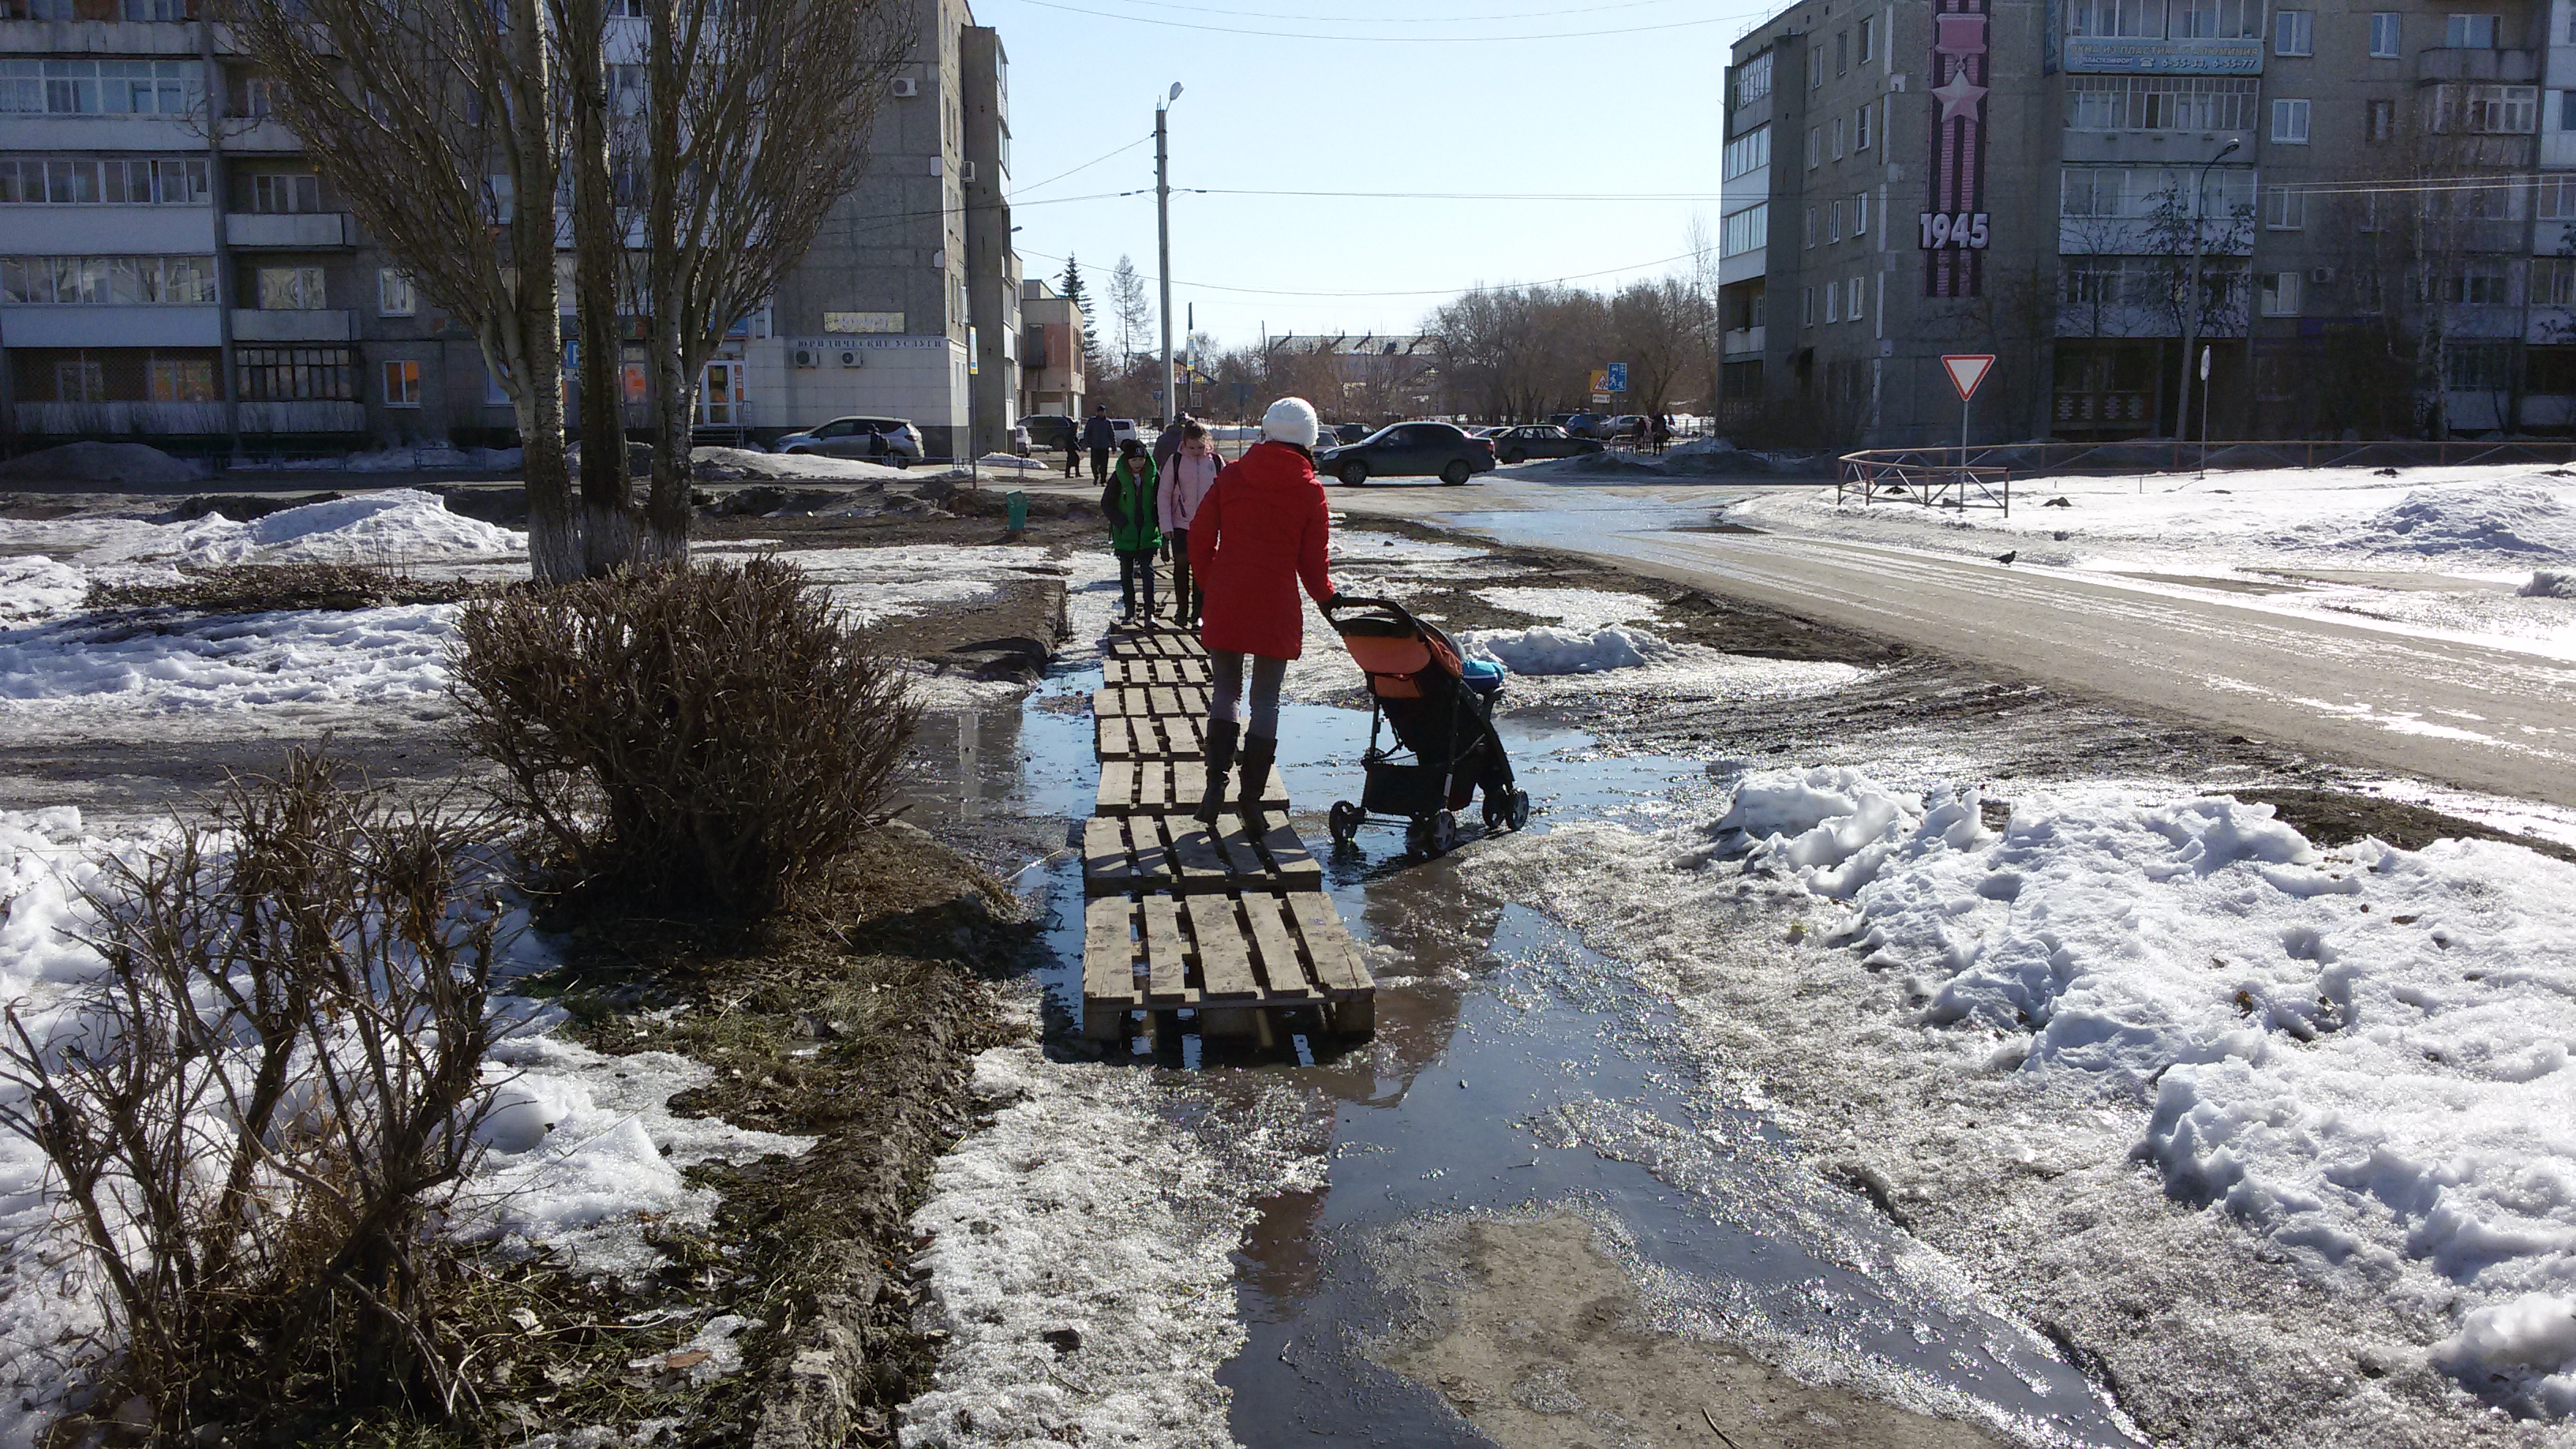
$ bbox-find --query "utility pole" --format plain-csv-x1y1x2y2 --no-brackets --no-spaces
2177,137,2240,444
1156,82,1182,425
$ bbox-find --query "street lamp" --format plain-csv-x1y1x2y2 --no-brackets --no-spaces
2175,137,2241,454
1156,82,1183,427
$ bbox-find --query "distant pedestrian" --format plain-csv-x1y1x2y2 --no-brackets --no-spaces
1159,421,1220,624
1102,438,1162,623
1083,404,1116,484
1189,397,1339,832
1061,418,1080,477
1153,411,1190,474
1650,413,1672,454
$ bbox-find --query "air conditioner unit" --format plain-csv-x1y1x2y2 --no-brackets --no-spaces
838,348,863,368
792,346,819,369
892,77,918,97
2309,265,2337,284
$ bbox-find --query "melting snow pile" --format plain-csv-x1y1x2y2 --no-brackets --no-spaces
2338,481,2576,559
0,558,85,623
0,605,460,710
901,1046,1321,1448
1463,623,1669,675
2525,570,2575,598
1708,766,2576,1415
177,488,524,565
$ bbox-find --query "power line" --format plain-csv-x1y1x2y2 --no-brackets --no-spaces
1013,133,1151,198
992,0,1737,43
1012,242,1703,298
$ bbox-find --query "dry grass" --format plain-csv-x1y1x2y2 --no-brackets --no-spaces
84,564,486,616
0,750,507,1440
448,557,920,918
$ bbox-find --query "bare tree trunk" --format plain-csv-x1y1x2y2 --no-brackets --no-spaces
560,0,636,575
642,0,692,565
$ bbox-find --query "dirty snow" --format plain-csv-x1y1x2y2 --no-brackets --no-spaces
1462,623,1670,675
1472,586,1665,628
900,1044,1323,1448
0,604,461,713
0,488,525,569
0,558,85,623
1473,768,2576,1431
228,444,522,474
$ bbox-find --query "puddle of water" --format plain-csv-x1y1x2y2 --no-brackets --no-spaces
996,658,2145,1449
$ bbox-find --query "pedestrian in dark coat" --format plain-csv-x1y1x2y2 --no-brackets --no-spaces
1186,397,1337,830
1061,417,1080,476
1082,405,1116,484
1101,438,1162,623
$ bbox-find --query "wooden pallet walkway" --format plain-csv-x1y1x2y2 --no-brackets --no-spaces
1080,623,1372,1046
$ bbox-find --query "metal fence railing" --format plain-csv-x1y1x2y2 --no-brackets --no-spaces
1834,436,2576,517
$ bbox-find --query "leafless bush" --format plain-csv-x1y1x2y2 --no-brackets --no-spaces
0,751,505,1434
450,556,921,916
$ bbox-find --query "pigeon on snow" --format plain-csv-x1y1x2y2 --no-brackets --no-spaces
1994,550,2018,565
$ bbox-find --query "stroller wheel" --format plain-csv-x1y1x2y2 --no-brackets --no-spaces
1432,811,1460,854
1508,789,1532,831
1404,816,1434,853
1329,800,1362,845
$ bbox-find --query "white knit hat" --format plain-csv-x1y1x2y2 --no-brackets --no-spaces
1260,396,1320,449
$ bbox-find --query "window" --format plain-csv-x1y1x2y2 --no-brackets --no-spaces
2445,343,2514,390
256,265,325,310
1720,203,1769,256
1856,103,1873,149
2272,97,2312,142
2535,257,2576,306
2437,264,2511,304
1859,17,1874,62
1836,29,1848,73
2065,76,2259,132
1807,46,1822,90
1807,127,1821,169
1847,276,1865,320
1825,283,1840,323
242,77,276,119
0,158,207,204
149,356,213,402
235,346,355,402
1736,51,1774,106
381,359,421,407
0,255,216,304
2368,98,2396,141
1803,205,1818,247
2068,0,2169,39
1854,190,1870,234
2561,92,2576,131
2445,13,2497,47
2260,271,2302,315
1832,116,1844,159
0,59,203,116
2370,13,2400,56
52,358,103,402
2540,176,2576,220
1802,285,1815,324
1723,125,1771,179
2275,9,2312,54
1829,200,1844,242
249,170,320,215
2262,185,2306,229
2061,164,2251,219
377,268,415,316
2432,84,2538,133
2169,0,2260,37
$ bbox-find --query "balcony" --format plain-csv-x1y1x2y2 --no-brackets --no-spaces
226,212,353,249
2418,47,2539,82
2061,128,2254,164
13,400,226,438
238,400,366,433
1724,324,1767,356
231,308,353,342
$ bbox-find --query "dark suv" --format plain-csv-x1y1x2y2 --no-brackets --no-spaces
1313,421,1496,486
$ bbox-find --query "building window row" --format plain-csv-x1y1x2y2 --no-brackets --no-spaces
1720,204,1768,258
0,158,209,206
236,346,354,402
2,255,219,305
1735,51,1773,108
2065,77,2258,134
0,0,199,18
2060,165,2253,220
2428,84,2538,135
13,346,217,404
0,61,202,118
1722,125,1770,181
2066,0,2258,41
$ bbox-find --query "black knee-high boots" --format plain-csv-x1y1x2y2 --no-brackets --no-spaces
1236,732,1276,833
1196,718,1237,826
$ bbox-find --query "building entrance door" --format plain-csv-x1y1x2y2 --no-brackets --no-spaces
697,360,747,427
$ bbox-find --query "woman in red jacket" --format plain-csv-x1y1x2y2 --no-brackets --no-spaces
1188,397,1337,829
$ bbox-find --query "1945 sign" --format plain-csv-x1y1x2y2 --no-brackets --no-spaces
1919,211,1990,249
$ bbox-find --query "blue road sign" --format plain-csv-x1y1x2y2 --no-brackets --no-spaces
1605,362,1629,392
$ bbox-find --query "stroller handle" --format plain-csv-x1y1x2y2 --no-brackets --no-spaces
1323,593,1398,613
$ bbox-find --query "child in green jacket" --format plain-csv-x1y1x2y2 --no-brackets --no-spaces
1102,438,1163,623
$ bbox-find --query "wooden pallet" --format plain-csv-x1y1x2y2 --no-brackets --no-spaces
1082,889,1373,1041
1093,684,1213,721
1097,758,1287,816
1104,625,1208,659
1081,814,1324,896
1097,712,1208,761
1104,656,1211,688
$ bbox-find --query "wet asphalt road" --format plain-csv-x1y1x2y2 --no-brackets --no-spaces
1309,475,2576,809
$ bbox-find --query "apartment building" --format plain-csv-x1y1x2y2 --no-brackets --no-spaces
0,0,1021,459
1017,276,1085,419
1717,0,2576,445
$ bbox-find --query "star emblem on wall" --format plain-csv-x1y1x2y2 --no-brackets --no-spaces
1931,65,1987,124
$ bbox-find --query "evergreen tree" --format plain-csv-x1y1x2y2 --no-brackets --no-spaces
1060,256,1103,373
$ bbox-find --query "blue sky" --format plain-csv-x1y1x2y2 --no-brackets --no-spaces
983,0,1769,349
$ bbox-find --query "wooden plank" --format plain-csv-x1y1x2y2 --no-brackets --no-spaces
1140,894,1192,1004
1170,762,1288,812
1287,891,1372,998
1081,897,1138,1040
1097,759,1136,813
1094,716,1135,760
1080,817,1133,894
1238,893,1313,1000
1168,821,1234,893
1252,821,1324,890
1186,896,1261,1002
1148,685,1184,718
1128,814,1174,892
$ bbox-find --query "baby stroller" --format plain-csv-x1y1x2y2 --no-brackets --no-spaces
1322,595,1533,854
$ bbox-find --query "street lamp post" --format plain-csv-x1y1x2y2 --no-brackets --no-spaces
1156,82,1182,426
2176,137,2241,452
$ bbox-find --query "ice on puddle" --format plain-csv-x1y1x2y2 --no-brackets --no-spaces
1462,623,1669,675
901,1045,1320,1448
1687,766,2576,1409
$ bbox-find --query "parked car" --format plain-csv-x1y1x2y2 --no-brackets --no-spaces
1110,417,1142,448
1314,421,1496,486
1486,423,1606,465
1546,413,1579,429
1607,414,1649,440
1330,421,1373,445
1561,412,1616,440
1009,421,1032,457
773,415,923,466
1024,413,1078,452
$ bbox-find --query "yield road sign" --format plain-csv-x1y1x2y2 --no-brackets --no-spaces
1941,354,1996,401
